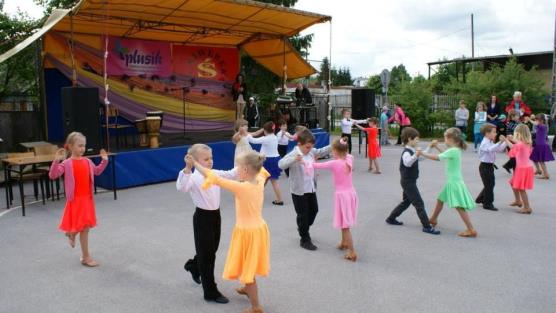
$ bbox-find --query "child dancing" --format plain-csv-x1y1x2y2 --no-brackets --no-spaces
191,151,270,313
49,132,109,267
340,108,367,153
386,127,440,235
475,123,507,211
504,124,535,214
177,144,238,304
232,119,263,166
530,114,554,179
355,117,382,173
421,128,477,237
247,121,283,205
312,137,359,261
278,129,331,251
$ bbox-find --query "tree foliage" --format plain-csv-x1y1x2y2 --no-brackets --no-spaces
366,74,382,94
389,64,411,92
0,6,41,100
331,67,353,86
445,58,549,112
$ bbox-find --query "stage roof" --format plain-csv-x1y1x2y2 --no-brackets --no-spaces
1,0,331,78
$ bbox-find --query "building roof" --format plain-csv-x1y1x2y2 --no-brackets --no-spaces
427,51,552,66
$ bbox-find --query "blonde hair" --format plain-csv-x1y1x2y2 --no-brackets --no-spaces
234,119,248,131
476,101,485,111
188,143,211,159
513,124,532,145
332,137,349,156
65,132,86,146
236,151,265,173
444,127,467,150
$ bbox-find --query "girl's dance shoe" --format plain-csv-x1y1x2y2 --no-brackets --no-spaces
457,230,478,238
344,251,357,262
236,287,248,297
243,307,264,313
509,202,523,207
517,208,532,214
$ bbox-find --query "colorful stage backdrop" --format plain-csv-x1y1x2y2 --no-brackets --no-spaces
44,32,238,140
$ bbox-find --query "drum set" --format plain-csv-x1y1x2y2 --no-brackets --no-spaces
134,111,164,148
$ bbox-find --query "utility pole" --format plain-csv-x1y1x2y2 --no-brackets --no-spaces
551,9,556,116
471,14,475,70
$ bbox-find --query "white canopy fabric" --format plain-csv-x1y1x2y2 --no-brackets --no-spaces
0,9,71,63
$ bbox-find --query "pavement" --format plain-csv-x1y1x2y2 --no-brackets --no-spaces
1,140,556,313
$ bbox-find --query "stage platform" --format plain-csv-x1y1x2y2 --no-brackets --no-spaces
95,128,330,189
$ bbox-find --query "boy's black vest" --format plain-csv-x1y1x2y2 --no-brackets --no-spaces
399,148,419,180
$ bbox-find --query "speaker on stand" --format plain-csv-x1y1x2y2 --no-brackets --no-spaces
61,87,101,154
351,88,375,119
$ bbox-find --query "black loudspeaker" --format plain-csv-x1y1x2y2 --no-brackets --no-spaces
61,87,101,154
351,88,375,119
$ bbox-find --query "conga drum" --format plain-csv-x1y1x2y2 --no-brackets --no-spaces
146,111,164,128
146,116,161,148
134,119,148,147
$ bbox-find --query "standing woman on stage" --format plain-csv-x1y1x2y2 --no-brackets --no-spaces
232,74,247,120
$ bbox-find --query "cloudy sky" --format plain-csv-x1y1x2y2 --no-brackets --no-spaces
3,0,555,78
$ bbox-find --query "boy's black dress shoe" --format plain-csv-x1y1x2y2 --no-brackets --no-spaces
300,240,317,251
184,260,201,284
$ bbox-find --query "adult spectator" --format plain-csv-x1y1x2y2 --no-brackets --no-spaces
455,100,470,136
244,97,259,128
232,74,247,120
505,91,531,121
388,103,411,145
294,82,312,106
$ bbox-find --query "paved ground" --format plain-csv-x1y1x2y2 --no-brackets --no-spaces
1,140,556,313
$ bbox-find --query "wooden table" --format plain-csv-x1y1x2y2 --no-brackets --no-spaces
19,141,52,151
2,153,118,216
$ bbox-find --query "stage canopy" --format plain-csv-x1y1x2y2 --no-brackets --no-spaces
1,0,331,78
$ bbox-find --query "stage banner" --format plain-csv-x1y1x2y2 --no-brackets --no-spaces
107,36,172,76
172,45,239,81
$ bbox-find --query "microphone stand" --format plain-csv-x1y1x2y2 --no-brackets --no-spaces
170,81,195,141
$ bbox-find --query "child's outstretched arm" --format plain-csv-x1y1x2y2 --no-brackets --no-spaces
49,148,67,179
176,154,195,192
191,156,243,193
278,150,302,170
312,145,332,159
354,123,365,131
93,149,109,176
249,128,265,137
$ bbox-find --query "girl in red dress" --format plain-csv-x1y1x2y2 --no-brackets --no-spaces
49,132,108,267
355,117,382,174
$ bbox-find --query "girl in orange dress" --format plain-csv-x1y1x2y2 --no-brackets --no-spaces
355,117,382,173
190,150,270,313
49,132,109,267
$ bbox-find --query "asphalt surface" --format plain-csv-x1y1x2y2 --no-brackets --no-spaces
1,140,556,313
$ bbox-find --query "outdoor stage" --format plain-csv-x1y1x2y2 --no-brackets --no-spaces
94,128,330,189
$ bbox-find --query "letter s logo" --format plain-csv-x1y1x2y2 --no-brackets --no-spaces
197,58,217,78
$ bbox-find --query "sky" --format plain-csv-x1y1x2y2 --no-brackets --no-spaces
3,0,556,78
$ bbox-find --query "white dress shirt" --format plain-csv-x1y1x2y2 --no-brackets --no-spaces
276,130,291,146
478,138,507,163
247,134,279,157
176,168,237,210
401,146,430,167
340,118,366,134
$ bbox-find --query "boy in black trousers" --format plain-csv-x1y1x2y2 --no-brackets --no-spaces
475,123,507,211
278,129,331,250
386,127,440,235
176,144,237,304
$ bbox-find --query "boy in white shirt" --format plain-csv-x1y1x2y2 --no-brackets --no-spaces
176,144,237,304
340,108,367,153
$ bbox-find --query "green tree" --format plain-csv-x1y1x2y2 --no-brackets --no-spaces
33,0,77,14
331,67,353,86
0,6,41,101
366,74,382,94
317,56,330,86
389,64,411,92
446,58,549,112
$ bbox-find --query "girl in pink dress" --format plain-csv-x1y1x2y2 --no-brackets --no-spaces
312,137,359,261
503,124,534,214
